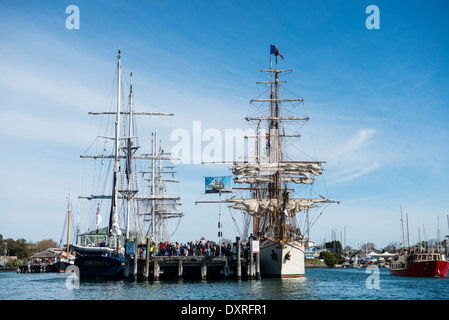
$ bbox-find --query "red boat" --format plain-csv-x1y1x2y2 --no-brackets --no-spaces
389,252,449,277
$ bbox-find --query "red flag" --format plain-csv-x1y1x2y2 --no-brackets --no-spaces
270,44,284,59
275,47,284,60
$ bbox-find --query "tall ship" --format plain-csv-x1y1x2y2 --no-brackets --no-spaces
141,130,183,244
229,45,339,277
72,49,181,279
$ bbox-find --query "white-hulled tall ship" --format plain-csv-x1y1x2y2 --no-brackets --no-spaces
229,45,339,277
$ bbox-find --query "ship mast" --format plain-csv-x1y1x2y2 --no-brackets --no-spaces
124,72,138,241
78,49,179,248
109,48,122,247
231,44,338,242
144,130,183,243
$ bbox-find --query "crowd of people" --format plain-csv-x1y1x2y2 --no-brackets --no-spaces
140,240,234,258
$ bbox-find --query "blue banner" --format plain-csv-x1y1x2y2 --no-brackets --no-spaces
205,176,232,193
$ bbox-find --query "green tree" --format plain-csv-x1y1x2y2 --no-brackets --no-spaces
7,258,20,268
320,251,343,268
324,240,343,254
5,238,29,259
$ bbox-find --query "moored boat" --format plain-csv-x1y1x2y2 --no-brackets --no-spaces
72,49,127,279
389,205,449,277
73,49,178,279
228,45,338,278
389,251,449,277
72,244,125,279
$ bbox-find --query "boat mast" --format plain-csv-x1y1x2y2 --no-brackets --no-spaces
151,131,156,241
125,72,134,241
406,212,410,248
109,48,122,246
400,205,406,249
274,46,282,238
66,188,71,260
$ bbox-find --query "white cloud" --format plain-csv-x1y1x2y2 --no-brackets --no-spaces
325,128,380,184
330,162,380,185
332,129,377,159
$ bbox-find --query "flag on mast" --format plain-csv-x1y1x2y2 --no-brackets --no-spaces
270,44,284,59
96,203,102,227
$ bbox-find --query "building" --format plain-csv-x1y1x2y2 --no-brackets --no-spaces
30,248,71,265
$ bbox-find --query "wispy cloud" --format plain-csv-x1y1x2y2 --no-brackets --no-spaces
325,128,380,184
332,129,377,161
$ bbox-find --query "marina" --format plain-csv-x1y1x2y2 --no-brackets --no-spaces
1,1,448,306
9,46,449,284
30,45,339,282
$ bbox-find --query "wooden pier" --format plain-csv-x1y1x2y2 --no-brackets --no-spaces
124,237,261,281
17,264,59,273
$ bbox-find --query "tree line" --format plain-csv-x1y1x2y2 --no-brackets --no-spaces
0,234,58,260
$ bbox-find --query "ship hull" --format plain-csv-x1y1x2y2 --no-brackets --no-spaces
75,254,125,279
72,245,125,279
259,240,305,278
389,260,449,277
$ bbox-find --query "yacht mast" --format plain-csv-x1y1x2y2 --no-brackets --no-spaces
66,189,72,259
400,205,406,249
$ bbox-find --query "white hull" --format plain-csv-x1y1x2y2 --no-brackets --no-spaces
259,239,305,277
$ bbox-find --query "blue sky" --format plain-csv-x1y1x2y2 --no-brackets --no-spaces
0,0,448,249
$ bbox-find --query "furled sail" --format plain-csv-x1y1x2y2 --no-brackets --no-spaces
229,197,338,217
230,162,323,184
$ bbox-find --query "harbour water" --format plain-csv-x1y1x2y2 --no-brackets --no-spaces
1,267,448,301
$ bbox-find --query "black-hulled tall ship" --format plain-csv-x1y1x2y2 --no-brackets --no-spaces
71,50,127,279
72,49,179,279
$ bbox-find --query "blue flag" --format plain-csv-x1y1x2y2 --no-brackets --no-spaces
270,44,284,59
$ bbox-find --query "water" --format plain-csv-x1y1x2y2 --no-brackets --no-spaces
2,267,448,301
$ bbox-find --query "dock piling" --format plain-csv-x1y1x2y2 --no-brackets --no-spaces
249,236,254,279
145,238,150,280
255,251,261,280
236,237,241,280
201,262,207,280
133,238,138,279
153,260,159,281
178,259,183,279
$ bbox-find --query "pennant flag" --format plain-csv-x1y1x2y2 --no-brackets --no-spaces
96,203,102,227
270,44,284,59
101,141,107,165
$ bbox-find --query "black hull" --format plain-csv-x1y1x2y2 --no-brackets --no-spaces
54,261,72,272
74,254,125,280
